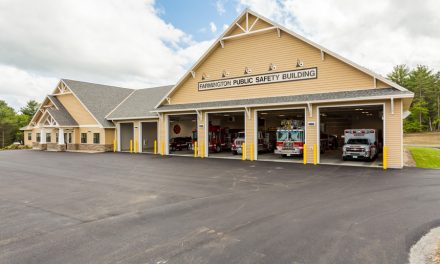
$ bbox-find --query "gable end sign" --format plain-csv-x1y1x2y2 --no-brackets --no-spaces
198,67,317,91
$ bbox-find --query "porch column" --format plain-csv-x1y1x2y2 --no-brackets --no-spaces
58,128,65,145
40,129,46,144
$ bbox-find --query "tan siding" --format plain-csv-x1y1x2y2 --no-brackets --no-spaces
56,94,98,125
385,99,403,168
78,127,104,144
169,30,381,105
23,130,32,146
104,128,115,145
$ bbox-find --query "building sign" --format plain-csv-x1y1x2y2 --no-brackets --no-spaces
198,67,317,91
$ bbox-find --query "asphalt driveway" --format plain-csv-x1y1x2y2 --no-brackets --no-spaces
0,150,439,264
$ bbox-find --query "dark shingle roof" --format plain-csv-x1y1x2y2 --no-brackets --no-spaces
62,79,134,127
46,95,78,126
155,88,413,112
106,85,173,120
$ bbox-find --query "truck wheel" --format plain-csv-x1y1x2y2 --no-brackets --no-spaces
215,145,221,153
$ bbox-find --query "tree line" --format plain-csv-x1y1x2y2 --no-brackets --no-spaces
0,100,38,148
388,65,440,132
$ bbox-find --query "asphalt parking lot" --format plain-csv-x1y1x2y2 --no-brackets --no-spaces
1,150,440,264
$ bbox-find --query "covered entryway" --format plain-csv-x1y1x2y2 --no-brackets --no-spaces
318,104,384,167
119,123,134,152
206,111,245,159
167,114,197,156
255,108,306,162
140,122,157,153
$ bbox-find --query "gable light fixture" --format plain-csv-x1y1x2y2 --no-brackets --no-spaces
244,67,252,74
269,63,277,71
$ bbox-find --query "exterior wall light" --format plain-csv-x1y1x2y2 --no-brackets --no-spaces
222,70,230,78
269,63,277,71
202,73,209,80
296,59,304,67
244,67,252,74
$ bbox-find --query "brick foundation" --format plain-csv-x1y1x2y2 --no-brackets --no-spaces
76,144,113,152
32,143,47,150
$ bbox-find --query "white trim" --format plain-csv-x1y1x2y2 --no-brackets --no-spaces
400,100,404,168
316,102,385,165
221,26,277,41
116,123,121,151
107,116,159,121
117,121,135,152
204,110,246,159
105,89,137,119
248,17,259,31
139,120,159,153
154,9,412,109
254,106,307,161
153,94,413,113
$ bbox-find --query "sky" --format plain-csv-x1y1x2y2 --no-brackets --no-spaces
1,0,439,111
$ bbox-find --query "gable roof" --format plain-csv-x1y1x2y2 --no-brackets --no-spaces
62,79,134,127
106,85,173,120
155,9,411,108
45,96,78,126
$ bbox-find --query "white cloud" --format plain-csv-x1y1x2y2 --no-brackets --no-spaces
236,0,440,75
0,0,212,109
210,22,218,33
216,0,226,15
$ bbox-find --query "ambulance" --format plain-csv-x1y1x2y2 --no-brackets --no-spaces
342,129,378,161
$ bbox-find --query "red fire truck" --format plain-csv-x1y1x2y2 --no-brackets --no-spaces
273,119,305,157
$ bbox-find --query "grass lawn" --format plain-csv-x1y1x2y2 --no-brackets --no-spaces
408,147,440,168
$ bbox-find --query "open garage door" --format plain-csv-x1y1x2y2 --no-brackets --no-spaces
119,123,134,152
168,114,197,156
140,121,157,153
206,111,244,159
256,108,306,162
318,105,384,167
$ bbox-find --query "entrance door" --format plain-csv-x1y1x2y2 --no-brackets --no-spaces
141,122,157,152
120,123,134,151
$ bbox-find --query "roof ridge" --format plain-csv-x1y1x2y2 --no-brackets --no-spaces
61,78,134,91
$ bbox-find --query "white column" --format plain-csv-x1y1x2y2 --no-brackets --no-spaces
58,128,64,145
40,129,46,144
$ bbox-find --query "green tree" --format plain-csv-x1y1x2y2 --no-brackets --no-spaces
20,100,39,118
0,100,18,147
387,64,410,87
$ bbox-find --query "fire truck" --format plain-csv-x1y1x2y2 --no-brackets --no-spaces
342,129,378,161
274,119,305,157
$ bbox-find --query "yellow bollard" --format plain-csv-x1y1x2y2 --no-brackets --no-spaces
250,143,254,161
303,143,307,164
201,141,204,158
313,144,317,165
134,140,137,153
383,146,387,170
242,143,246,160
113,139,116,153
154,140,157,155
194,141,198,158
130,139,133,154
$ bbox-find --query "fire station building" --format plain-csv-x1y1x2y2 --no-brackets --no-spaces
23,9,414,168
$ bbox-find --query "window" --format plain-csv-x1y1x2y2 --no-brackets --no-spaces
46,133,51,143
36,133,41,143
56,133,59,143
93,133,100,144
68,133,72,144
28,133,32,141
81,133,87,144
